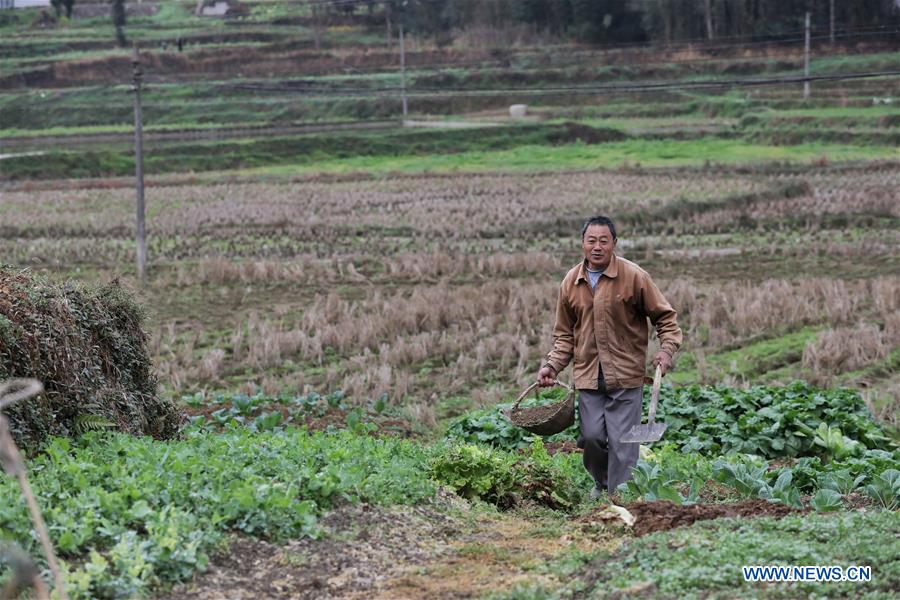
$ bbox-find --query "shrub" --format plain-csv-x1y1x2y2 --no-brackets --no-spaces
0,266,179,447
428,443,518,506
429,439,588,510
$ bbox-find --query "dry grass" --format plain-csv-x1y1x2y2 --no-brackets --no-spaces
862,376,900,428
801,322,894,375
3,165,898,420
157,251,564,287
154,279,555,401
668,277,893,348
149,272,900,406
0,172,771,266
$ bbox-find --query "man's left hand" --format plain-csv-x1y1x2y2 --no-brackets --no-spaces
653,351,673,376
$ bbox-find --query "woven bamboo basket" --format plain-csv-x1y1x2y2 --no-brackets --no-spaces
504,380,575,436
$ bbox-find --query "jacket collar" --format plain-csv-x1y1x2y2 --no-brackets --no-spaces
576,253,619,284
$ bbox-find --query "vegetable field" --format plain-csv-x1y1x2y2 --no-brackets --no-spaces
3,165,897,599
1,2,899,599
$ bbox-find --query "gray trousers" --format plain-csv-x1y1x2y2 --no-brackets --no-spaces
578,387,643,494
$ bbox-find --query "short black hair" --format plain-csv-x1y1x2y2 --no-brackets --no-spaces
581,215,617,240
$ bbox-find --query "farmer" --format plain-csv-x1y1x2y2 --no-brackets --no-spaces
537,215,682,500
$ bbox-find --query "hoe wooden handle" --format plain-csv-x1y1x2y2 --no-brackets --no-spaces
647,364,662,424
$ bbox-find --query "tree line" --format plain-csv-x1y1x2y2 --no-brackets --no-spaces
351,0,900,45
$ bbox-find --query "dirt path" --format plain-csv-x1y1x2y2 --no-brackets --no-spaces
158,502,455,600
158,493,621,599
158,492,819,599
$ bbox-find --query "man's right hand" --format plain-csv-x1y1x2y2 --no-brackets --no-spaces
537,365,557,387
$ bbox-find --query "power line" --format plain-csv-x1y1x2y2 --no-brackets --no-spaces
365,30,899,75
219,69,900,98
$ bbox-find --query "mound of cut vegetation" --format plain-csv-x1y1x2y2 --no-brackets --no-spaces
0,266,179,447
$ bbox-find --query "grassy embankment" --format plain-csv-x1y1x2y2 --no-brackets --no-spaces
4,126,898,180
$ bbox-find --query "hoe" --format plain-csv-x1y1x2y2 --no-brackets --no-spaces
621,364,667,444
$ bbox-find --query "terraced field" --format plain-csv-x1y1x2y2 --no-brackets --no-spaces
1,3,898,599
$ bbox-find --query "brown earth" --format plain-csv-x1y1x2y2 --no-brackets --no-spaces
156,501,459,600
548,122,628,144
157,493,619,600
542,440,582,455
506,395,575,434
157,491,812,598
0,47,497,90
613,499,806,537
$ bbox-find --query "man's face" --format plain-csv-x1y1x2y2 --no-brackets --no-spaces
582,224,616,270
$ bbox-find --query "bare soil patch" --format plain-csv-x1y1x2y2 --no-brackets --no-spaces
157,495,616,600
378,508,615,599
543,440,582,455
610,500,806,537
157,502,459,600
548,122,628,144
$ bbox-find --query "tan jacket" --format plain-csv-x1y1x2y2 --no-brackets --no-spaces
545,254,682,390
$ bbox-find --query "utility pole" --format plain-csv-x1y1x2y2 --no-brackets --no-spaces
399,24,408,119
704,0,714,41
803,12,811,100
131,46,147,284
385,2,392,49
311,1,322,51
830,0,835,45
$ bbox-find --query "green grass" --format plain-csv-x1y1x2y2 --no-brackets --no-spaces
0,87,404,130
670,328,822,385
8,132,892,181
0,118,369,138
1,122,626,179
245,138,900,177
812,51,900,73
573,116,735,130
593,511,900,599
748,106,900,120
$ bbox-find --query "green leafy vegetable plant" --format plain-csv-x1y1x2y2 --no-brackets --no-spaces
864,469,900,510
428,443,518,505
818,469,866,496
618,461,682,504
810,489,844,512
711,457,771,497
655,381,893,459
758,469,803,508
801,422,864,463
428,440,588,510
0,428,437,599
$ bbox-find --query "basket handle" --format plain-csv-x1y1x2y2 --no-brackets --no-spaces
512,379,572,412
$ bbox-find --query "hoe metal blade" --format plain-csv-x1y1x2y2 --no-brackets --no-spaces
620,365,667,444
620,421,667,443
